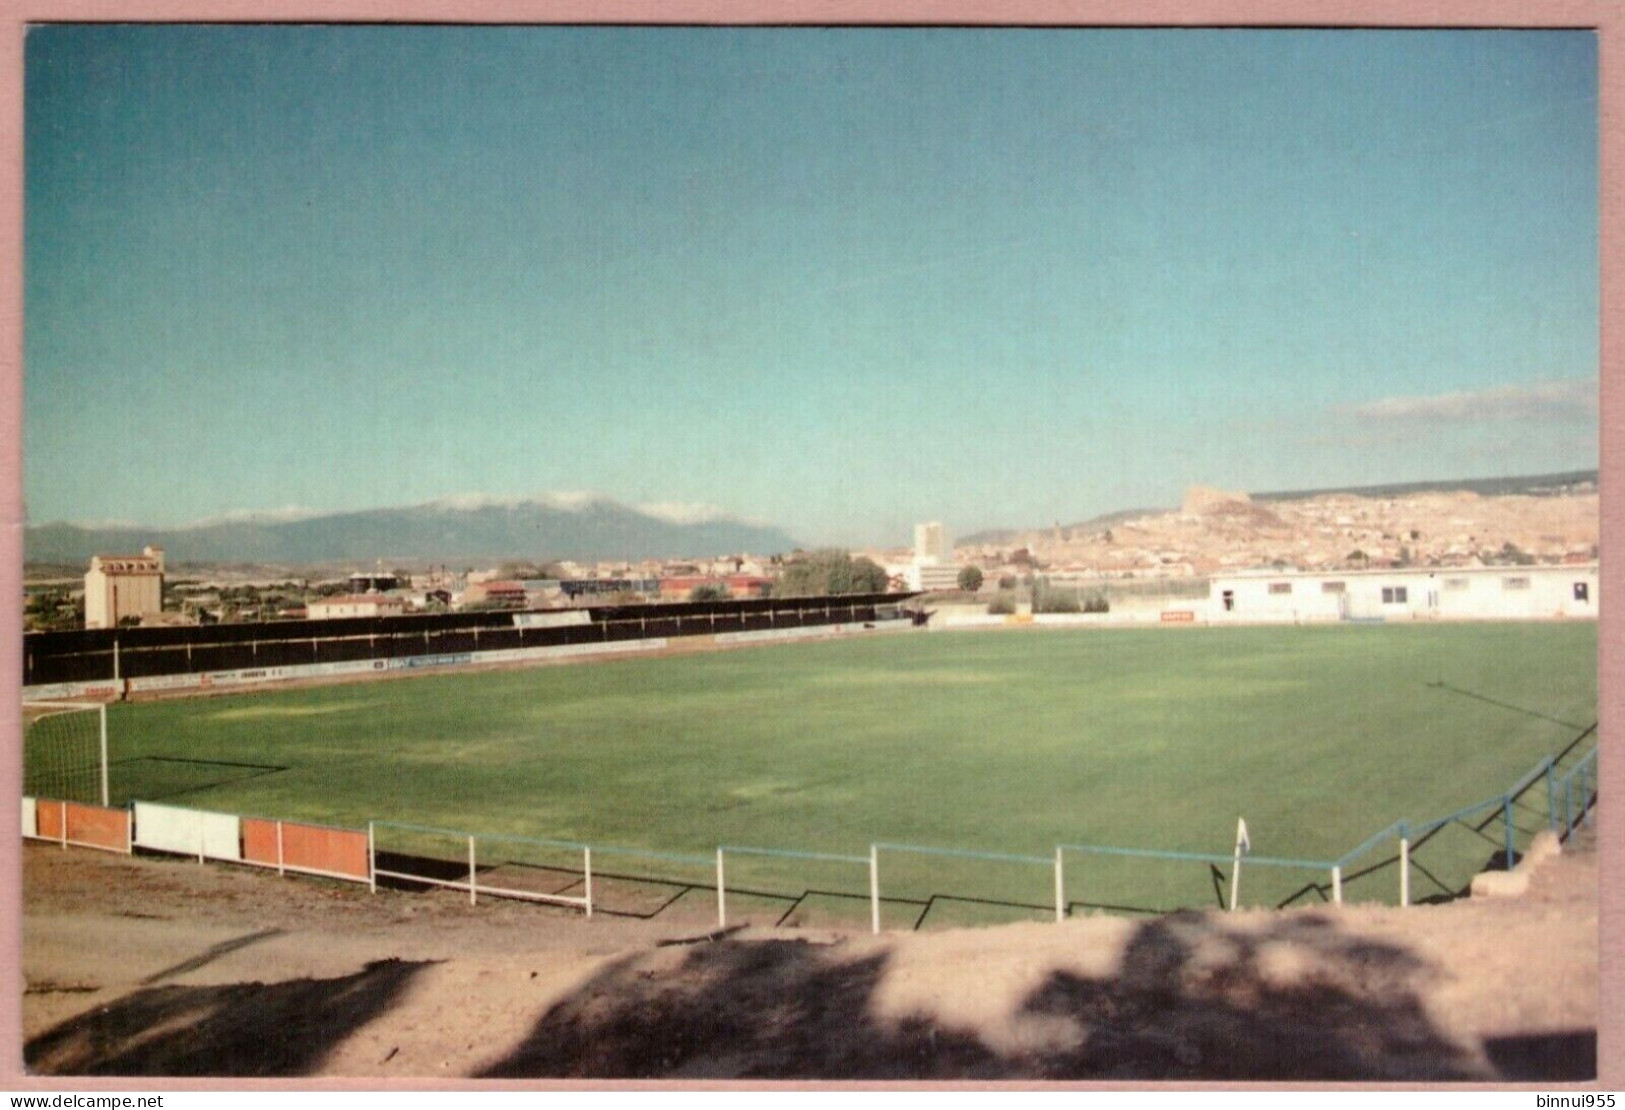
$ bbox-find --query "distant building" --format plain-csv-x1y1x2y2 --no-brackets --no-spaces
348,573,400,594
893,563,964,593
557,578,660,601
911,522,961,591
84,546,165,629
914,522,952,565
138,609,198,628
306,594,409,620
722,575,773,599
459,580,528,609
659,575,773,601
1206,564,1599,622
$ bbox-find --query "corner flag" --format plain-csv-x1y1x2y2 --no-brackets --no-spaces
1229,817,1250,912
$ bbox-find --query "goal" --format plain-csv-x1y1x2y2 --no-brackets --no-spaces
22,701,108,806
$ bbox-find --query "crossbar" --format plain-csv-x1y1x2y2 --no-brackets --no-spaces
370,820,588,853
23,829,130,856
874,841,1051,866
1557,749,1598,791
1506,756,1556,800
719,844,869,865
238,857,368,884
1410,793,1508,838
370,866,589,908
1058,843,1333,870
583,844,714,865
241,813,370,837
1337,821,1407,869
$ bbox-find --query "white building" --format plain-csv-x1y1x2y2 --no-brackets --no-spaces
914,522,952,564
1205,564,1598,623
84,546,165,628
890,561,966,592
306,594,410,620
908,521,962,591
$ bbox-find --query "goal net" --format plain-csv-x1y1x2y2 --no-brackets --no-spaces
23,702,108,806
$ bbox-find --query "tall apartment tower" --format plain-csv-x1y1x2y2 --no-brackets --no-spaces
909,522,961,591
913,522,952,566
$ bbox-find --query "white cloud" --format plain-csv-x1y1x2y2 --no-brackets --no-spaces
426,491,755,524
1340,378,1597,424
61,517,145,530
539,491,607,511
57,491,766,531
424,491,607,513
185,505,325,527
633,501,733,525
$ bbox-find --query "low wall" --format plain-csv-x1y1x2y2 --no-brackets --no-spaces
26,620,913,702
936,610,1211,630
134,802,242,860
27,799,130,853
245,819,370,881
715,621,912,646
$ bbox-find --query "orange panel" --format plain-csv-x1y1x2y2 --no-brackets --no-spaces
64,802,129,852
35,800,66,840
242,817,281,866
280,821,368,879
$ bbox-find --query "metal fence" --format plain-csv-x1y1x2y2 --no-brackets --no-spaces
1555,746,1598,840
23,737,1599,933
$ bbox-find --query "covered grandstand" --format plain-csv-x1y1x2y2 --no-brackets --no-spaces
22,592,917,694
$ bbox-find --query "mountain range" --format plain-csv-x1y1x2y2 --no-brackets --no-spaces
26,469,1598,567
25,496,801,566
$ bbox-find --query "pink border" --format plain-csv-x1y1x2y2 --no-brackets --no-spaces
0,4,1618,1093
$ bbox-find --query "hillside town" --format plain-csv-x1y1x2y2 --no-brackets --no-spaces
960,482,1600,583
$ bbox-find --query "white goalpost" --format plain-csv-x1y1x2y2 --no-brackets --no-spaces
22,701,109,806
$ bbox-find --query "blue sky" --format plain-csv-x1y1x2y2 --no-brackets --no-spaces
25,27,1597,546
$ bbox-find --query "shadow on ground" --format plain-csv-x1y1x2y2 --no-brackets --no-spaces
23,911,1593,1080
26,958,433,1076
480,911,1586,1081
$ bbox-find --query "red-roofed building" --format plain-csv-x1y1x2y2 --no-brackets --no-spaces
460,580,528,608
659,575,773,601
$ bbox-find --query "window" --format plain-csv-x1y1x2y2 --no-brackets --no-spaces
1268,582,1292,595
1443,578,1469,591
1503,577,1531,591
1381,586,1408,605
1321,581,1346,594
1574,582,1590,602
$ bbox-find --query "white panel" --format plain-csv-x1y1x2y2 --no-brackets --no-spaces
22,681,122,701
124,673,205,693
21,797,36,839
512,610,591,628
133,802,242,860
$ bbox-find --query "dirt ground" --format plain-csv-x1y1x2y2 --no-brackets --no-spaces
18,833,1598,1081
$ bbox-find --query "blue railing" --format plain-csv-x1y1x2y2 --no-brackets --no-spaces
51,739,1599,933
361,740,1599,925
1555,746,1598,839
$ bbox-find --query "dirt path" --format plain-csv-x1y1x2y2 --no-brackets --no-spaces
20,836,1598,1080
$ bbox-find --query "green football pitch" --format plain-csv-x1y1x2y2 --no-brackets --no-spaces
69,622,1599,926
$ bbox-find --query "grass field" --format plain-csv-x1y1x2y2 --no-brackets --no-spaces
38,622,1598,926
